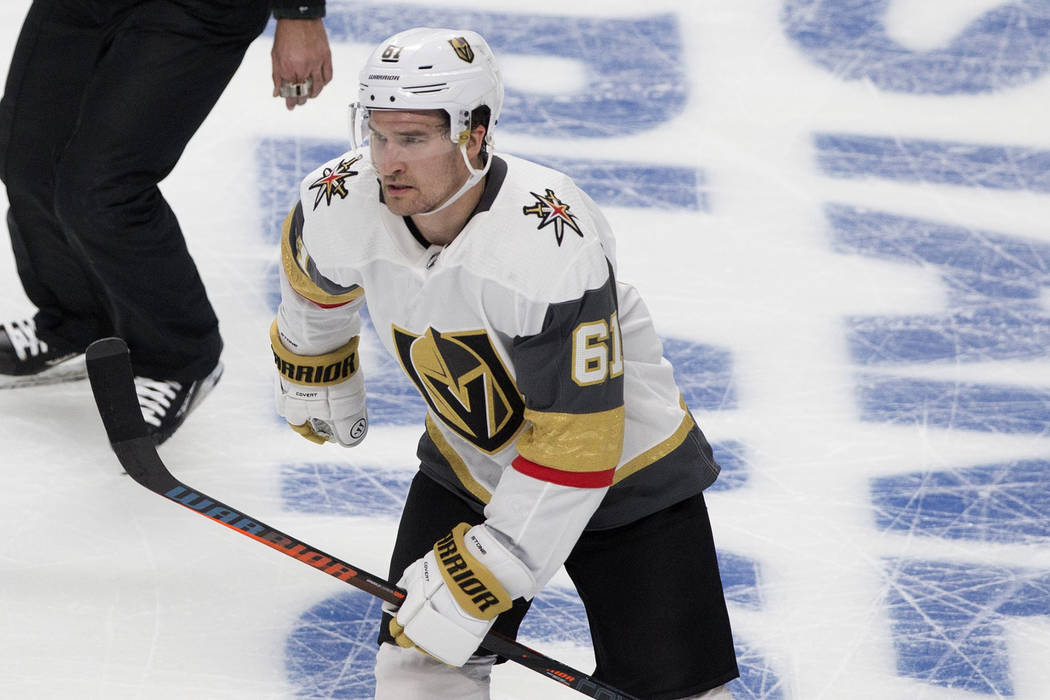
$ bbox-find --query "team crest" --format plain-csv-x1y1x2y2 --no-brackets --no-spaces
308,155,361,209
522,188,583,246
448,37,475,63
393,326,524,453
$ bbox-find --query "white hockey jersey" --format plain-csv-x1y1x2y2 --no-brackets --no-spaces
276,152,719,532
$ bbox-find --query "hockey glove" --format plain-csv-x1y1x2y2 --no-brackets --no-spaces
385,523,536,667
271,320,368,447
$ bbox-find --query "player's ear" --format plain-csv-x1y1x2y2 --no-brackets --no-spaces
466,124,487,163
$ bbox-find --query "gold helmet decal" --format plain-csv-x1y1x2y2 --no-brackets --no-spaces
394,326,523,453
448,37,475,63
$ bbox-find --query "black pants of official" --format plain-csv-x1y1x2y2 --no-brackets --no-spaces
0,0,269,381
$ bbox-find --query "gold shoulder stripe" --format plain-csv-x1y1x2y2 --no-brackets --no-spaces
280,206,363,307
426,415,493,504
613,401,696,484
516,406,625,472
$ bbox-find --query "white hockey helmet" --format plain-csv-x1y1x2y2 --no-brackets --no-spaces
351,27,503,152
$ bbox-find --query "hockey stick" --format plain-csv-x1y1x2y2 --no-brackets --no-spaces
85,337,637,700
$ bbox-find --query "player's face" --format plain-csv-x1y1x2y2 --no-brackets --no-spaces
369,110,468,216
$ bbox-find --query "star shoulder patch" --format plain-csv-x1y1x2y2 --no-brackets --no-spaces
308,155,362,209
522,188,583,246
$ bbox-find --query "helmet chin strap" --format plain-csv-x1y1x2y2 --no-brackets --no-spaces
417,143,491,217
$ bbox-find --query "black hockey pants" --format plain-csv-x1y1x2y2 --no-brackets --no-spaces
0,0,269,381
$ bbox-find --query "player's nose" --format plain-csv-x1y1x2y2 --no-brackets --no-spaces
371,141,408,173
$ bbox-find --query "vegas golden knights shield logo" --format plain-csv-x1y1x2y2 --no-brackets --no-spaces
393,326,524,453
448,37,475,63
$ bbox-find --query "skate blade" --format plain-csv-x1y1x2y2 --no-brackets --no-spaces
0,355,88,389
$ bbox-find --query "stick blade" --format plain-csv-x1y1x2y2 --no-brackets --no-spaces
86,337,149,444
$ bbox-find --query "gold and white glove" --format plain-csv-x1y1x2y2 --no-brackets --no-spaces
385,523,536,667
271,320,368,447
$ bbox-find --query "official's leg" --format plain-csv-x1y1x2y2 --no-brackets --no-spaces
0,0,127,350
374,471,533,699
50,0,268,381
565,493,739,700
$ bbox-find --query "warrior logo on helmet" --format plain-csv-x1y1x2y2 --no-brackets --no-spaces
448,37,474,63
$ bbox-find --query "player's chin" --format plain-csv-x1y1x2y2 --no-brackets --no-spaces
384,200,417,217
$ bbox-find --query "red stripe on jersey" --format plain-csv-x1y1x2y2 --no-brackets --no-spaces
511,456,615,488
294,290,351,309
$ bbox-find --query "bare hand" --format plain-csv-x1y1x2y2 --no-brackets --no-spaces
271,18,332,111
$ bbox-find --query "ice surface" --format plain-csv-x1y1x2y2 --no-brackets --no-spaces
1,1,1049,698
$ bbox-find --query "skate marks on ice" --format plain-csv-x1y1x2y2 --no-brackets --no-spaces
260,1,1050,698
2,0,1050,698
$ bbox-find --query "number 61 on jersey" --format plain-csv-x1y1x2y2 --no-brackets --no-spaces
572,311,624,386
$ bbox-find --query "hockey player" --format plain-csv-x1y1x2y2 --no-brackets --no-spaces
271,27,739,699
0,0,331,443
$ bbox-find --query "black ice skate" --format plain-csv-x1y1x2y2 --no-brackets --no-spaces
135,361,224,445
0,318,87,388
